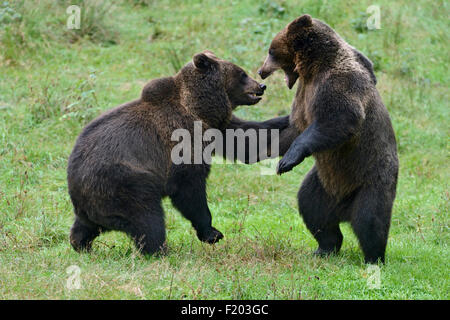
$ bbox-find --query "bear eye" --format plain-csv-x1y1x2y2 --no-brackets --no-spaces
269,48,274,56
240,72,247,80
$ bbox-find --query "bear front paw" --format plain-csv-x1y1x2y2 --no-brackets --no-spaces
276,148,306,175
198,227,224,244
276,157,295,175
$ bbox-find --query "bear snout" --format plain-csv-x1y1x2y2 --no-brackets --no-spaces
258,68,272,80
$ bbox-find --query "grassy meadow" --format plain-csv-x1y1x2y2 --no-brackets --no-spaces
0,0,448,299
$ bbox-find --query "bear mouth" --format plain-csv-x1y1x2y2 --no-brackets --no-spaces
246,92,263,103
284,70,299,89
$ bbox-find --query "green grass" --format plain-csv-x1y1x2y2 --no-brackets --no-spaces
0,0,448,299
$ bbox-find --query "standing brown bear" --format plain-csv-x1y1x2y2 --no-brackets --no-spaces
258,15,398,263
68,50,288,255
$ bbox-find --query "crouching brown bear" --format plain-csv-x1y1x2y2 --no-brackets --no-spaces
68,51,288,255
258,15,398,263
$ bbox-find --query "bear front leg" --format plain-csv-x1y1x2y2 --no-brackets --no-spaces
277,133,309,174
168,167,223,244
219,115,292,163
227,115,289,132
277,94,364,175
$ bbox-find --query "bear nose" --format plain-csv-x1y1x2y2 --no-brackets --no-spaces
259,83,267,91
258,69,268,79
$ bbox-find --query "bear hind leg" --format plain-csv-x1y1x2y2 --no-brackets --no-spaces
99,207,167,256
70,216,101,252
127,212,167,256
313,225,343,256
350,186,393,264
298,167,343,255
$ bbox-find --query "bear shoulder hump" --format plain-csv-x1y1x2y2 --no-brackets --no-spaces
351,48,377,85
141,77,177,102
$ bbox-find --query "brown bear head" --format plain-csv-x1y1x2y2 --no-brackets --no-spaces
192,50,267,107
258,14,342,89
176,50,267,128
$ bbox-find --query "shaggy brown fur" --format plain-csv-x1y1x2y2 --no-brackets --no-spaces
68,51,288,255
258,15,398,263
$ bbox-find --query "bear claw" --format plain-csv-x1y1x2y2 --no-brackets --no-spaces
198,227,224,244
313,247,338,257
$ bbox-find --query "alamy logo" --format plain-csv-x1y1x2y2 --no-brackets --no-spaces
66,5,81,30
366,5,381,30
366,265,381,289
66,265,82,290
170,121,280,169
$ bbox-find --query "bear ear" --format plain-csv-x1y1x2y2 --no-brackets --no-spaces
288,14,313,33
202,50,218,58
193,53,215,70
